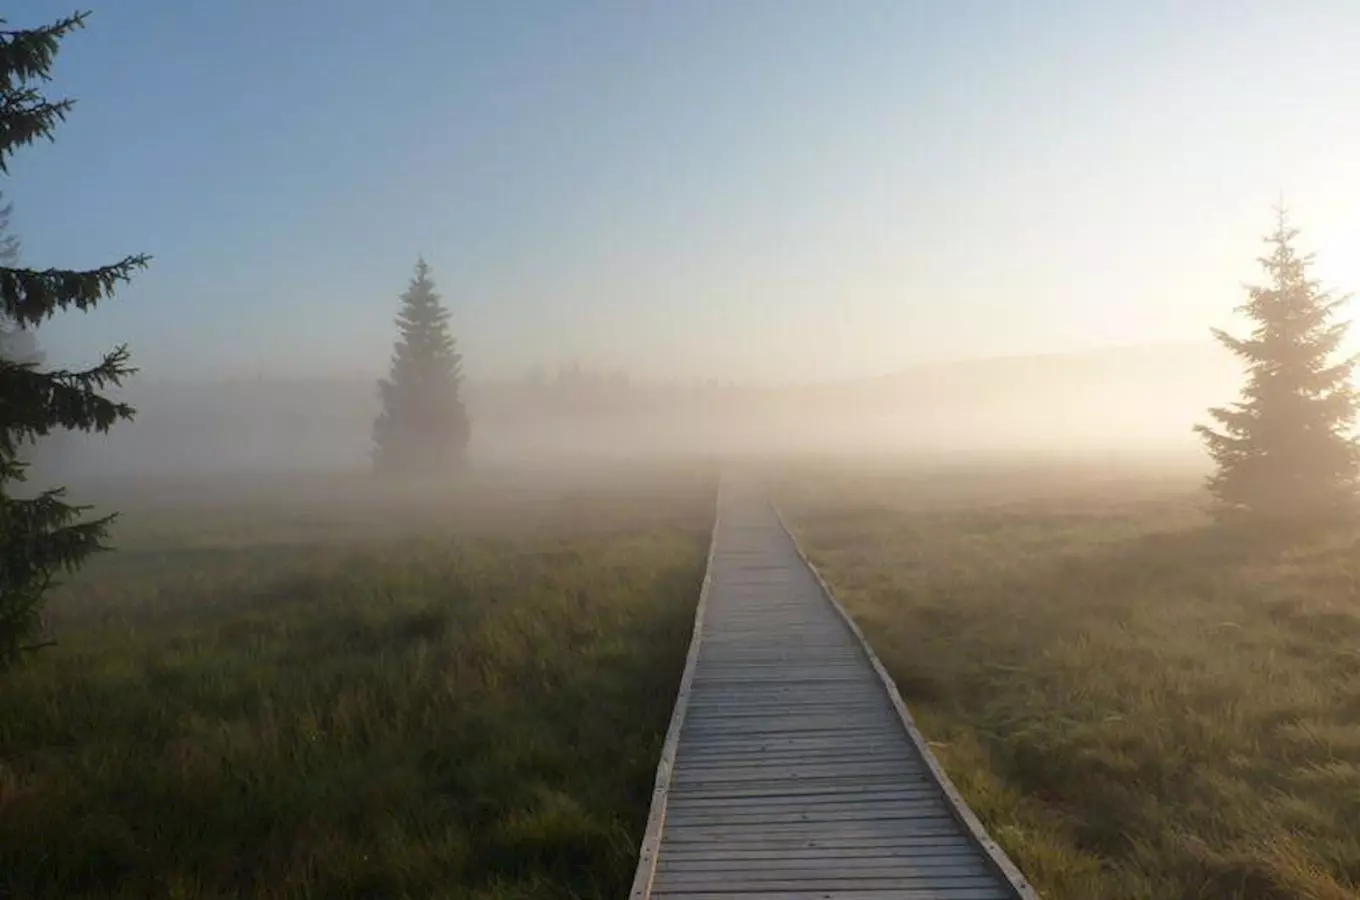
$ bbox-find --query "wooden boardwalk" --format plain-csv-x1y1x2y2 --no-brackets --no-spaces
630,484,1037,900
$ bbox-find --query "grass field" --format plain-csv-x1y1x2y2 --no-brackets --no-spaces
0,467,713,900
778,462,1360,900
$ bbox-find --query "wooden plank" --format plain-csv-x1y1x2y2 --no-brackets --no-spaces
655,880,1003,896
658,833,979,851
680,705,891,720
671,757,922,773
653,874,1000,891
680,708,894,721
665,804,954,822
679,719,903,734
652,890,1012,900
668,783,934,802
680,720,902,736
670,767,924,787
665,810,958,829
659,820,967,840
674,739,917,756
659,844,984,862
674,754,918,772
688,681,879,689
669,783,933,802
659,858,990,876
660,859,989,871
676,737,911,751
666,794,950,814
688,697,890,707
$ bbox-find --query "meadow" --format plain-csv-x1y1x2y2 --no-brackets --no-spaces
0,466,713,900
777,461,1360,900
11,454,1359,900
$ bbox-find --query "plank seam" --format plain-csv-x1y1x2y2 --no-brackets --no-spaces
771,502,1042,900
626,477,722,900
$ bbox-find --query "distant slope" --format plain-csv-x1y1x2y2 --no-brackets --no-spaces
827,342,1238,453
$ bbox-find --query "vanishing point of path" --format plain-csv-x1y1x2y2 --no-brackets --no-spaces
630,483,1038,900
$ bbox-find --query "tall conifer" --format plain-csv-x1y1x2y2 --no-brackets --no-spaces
0,12,149,666
1196,208,1359,522
373,258,470,475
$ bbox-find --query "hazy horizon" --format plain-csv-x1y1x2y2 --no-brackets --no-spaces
12,1,1360,387
30,339,1236,479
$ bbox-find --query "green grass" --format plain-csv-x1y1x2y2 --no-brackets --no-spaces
0,468,713,899
778,463,1360,900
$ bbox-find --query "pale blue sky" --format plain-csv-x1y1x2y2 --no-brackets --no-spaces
11,1,1360,382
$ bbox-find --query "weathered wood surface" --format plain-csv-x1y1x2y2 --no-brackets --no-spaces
630,483,1037,899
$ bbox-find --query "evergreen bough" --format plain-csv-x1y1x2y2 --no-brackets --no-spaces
0,12,149,666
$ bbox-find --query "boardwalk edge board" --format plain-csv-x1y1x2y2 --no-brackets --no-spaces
771,502,1041,900
627,481,723,900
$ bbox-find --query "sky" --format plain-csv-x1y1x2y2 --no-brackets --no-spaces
10,0,1360,384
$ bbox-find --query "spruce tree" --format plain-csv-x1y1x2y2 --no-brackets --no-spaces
1195,207,1359,523
0,12,149,666
373,258,470,475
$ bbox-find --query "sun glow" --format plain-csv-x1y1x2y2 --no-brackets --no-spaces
1309,217,1360,367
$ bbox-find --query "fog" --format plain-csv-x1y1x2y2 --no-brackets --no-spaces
30,341,1236,487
